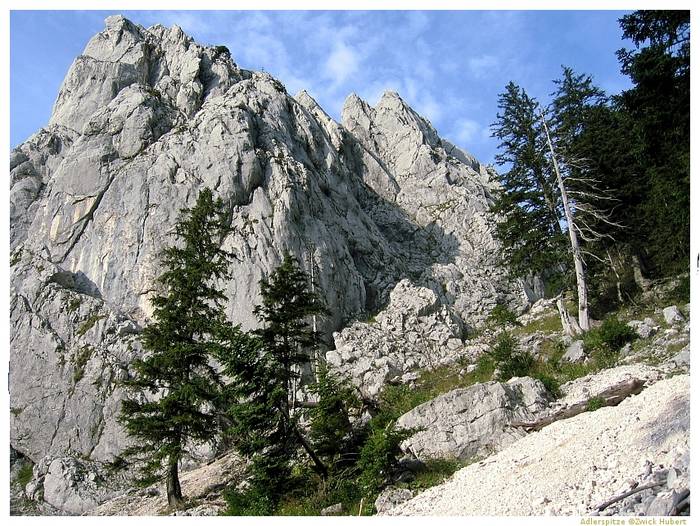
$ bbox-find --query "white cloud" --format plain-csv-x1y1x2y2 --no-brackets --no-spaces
324,41,361,86
467,55,498,79
453,118,483,145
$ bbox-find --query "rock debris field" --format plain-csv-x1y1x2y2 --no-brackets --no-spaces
385,374,689,516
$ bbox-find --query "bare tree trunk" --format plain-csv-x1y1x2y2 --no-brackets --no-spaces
556,294,581,336
541,113,590,332
631,254,652,291
166,456,184,509
607,249,624,304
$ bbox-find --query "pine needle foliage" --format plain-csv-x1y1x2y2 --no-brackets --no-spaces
119,188,233,508
218,253,328,510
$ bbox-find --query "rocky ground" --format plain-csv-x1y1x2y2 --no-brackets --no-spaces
373,295,691,516
92,452,244,516
384,373,689,516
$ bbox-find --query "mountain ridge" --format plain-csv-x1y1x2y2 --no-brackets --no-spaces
10,15,525,514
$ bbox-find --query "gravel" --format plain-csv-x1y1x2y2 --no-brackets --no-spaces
384,374,689,515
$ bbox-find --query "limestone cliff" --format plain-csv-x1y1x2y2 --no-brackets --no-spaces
10,15,525,512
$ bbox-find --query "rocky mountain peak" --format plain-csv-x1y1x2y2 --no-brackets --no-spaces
10,16,524,510
50,16,243,132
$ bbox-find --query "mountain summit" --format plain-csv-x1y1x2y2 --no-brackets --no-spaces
10,16,525,513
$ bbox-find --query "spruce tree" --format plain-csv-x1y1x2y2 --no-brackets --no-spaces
490,82,568,284
616,10,689,276
119,188,232,509
218,253,328,509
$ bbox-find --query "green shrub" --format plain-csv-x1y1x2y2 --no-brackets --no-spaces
667,274,690,304
532,372,562,398
584,316,637,354
586,397,606,412
488,304,519,327
308,364,361,459
489,332,535,380
376,385,431,427
224,485,276,516
356,423,412,512
16,462,34,487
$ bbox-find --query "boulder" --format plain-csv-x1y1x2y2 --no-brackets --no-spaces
663,305,685,325
395,377,553,461
320,503,344,516
627,319,658,339
561,340,585,363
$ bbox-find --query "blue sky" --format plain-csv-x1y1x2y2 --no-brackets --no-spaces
10,10,633,164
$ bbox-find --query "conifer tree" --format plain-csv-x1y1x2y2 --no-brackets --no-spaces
218,253,328,508
119,188,232,509
491,75,617,333
490,82,568,285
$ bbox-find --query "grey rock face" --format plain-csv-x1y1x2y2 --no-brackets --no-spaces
395,377,553,461
341,90,519,323
10,16,523,512
10,249,141,464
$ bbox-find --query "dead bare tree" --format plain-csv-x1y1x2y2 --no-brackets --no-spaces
540,111,623,333
541,112,589,332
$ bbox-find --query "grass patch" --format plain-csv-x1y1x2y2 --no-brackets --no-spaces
73,345,93,383
67,297,82,314
16,462,33,487
586,397,606,412
77,313,104,337
402,458,473,491
10,248,23,267
377,357,496,423
513,313,562,336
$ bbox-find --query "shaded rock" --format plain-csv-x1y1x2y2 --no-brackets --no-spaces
320,503,343,516
627,319,658,339
619,342,633,358
375,487,415,514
